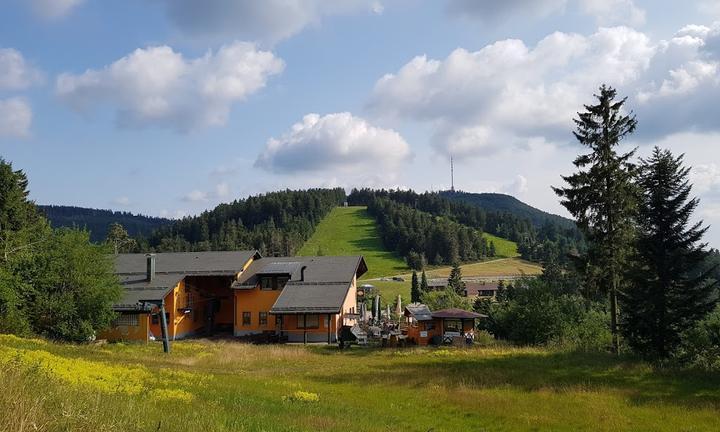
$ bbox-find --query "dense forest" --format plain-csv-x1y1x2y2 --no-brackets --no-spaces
40,205,171,242
142,188,346,256
348,188,584,265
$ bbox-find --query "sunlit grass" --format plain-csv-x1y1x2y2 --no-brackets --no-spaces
2,334,719,431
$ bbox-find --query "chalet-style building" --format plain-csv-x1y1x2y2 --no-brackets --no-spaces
426,279,500,299
100,251,367,344
404,303,485,346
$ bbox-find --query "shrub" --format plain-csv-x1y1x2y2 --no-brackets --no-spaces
673,306,720,371
283,390,320,403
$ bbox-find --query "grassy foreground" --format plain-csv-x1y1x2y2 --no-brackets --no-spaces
298,206,409,278
2,335,720,432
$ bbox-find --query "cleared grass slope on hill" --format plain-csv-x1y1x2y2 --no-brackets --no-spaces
3,335,720,431
297,206,409,279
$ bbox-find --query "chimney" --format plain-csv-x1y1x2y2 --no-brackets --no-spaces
300,265,307,282
146,254,156,282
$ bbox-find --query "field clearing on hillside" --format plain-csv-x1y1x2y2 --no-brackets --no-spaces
426,258,543,279
2,335,720,432
482,232,519,257
298,206,409,278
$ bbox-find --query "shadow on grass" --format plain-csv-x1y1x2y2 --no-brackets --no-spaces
310,348,720,409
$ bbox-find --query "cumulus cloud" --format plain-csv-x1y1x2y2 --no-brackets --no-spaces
255,112,411,174
29,0,84,19
56,42,284,132
447,0,644,26
0,98,32,138
159,0,381,45
370,26,656,157
0,48,43,91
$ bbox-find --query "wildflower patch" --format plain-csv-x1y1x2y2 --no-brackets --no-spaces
283,390,320,403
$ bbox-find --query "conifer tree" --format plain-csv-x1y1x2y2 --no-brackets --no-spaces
553,85,638,353
489,240,496,257
447,262,466,295
420,269,429,293
410,270,421,303
622,147,718,358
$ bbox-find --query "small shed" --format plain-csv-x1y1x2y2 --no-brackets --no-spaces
404,304,486,346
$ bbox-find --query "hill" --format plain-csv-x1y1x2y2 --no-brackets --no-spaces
297,206,409,279
441,191,576,230
39,205,171,242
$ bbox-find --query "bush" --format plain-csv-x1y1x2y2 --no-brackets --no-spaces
481,278,610,350
673,306,720,371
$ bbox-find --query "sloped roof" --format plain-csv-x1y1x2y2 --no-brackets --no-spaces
432,308,487,319
404,303,433,321
234,255,367,289
115,250,260,275
465,282,500,296
270,282,351,314
113,250,259,310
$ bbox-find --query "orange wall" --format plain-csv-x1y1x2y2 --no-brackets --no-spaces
99,313,150,342
234,287,283,334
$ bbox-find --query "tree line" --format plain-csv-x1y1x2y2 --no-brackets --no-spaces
0,159,121,341
140,188,346,256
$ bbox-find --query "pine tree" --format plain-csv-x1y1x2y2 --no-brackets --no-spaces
489,241,496,257
622,147,718,358
420,269,428,297
410,270,421,303
553,85,638,353
447,262,466,295
496,279,507,302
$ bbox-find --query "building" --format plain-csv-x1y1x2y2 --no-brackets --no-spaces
463,281,500,299
404,303,485,346
100,251,367,344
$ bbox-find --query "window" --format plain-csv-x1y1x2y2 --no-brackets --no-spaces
151,313,170,326
275,315,283,327
481,290,495,297
259,312,268,326
297,314,319,329
276,276,289,289
444,319,462,332
260,277,273,290
242,311,252,326
114,313,139,327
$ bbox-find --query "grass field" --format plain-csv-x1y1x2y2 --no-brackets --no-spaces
298,206,409,279
3,335,720,432
482,232,519,258
425,257,543,279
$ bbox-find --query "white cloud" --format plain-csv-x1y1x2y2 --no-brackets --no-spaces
255,112,411,174
159,0,381,45
370,26,656,158
215,182,230,198
56,42,284,132
0,48,43,91
0,98,32,138
447,0,644,26
112,196,130,206
29,0,84,19
183,190,208,202
503,175,529,195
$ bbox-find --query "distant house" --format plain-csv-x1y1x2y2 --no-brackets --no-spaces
404,303,485,345
426,279,447,291
463,281,500,299
100,252,367,344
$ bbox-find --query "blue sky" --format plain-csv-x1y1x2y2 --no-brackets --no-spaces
2,0,720,245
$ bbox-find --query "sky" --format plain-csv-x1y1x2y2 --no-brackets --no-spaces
1,0,720,245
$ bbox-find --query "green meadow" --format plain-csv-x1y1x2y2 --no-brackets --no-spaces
3,335,720,432
298,206,409,279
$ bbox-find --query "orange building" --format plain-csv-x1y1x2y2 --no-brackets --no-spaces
101,251,367,345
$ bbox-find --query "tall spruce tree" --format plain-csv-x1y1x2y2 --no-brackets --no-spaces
553,85,638,353
420,269,429,293
410,270,421,303
447,262,466,295
622,148,717,358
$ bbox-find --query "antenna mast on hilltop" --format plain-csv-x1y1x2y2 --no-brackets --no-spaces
450,156,455,193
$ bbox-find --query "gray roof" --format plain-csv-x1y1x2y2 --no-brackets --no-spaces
270,282,351,314
115,251,260,276
234,255,367,289
113,250,259,310
404,303,433,321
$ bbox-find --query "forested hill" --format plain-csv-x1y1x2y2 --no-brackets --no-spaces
143,188,346,255
440,191,576,230
39,205,171,242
